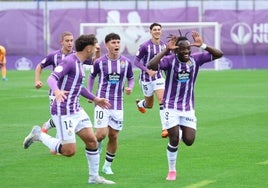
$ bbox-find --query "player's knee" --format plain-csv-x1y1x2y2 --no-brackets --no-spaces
63,150,76,157
85,140,98,149
96,134,106,142
63,147,76,156
183,137,195,146
169,135,180,146
61,145,76,157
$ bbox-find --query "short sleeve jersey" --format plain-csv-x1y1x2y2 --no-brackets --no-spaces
40,49,75,70
135,39,167,82
160,52,212,112
40,49,75,96
90,54,134,110
50,54,86,115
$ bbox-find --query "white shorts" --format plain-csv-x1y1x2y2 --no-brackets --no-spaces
163,109,197,130
52,109,93,144
140,77,165,97
94,105,123,131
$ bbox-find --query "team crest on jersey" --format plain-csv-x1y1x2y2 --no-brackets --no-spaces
177,70,190,83
186,60,193,67
107,72,120,84
120,60,126,68
54,65,63,73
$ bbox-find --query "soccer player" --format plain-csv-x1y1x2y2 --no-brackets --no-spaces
37,32,100,138
35,31,75,136
88,33,134,175
23,34,115,184
147,31,223,181
133,23,168,138
0,45,8,81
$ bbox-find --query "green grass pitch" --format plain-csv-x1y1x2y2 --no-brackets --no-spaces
0,69,267,188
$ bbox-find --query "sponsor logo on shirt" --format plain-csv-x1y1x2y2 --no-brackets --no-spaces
108,72,121,84
177,70,190,83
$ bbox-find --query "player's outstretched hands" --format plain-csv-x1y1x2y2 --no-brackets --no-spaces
167,35,179,50
191,31,203,47
93,97,111,109
167,35,178,50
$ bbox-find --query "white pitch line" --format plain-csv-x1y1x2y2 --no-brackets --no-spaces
185,180,216,188
257,160,268,165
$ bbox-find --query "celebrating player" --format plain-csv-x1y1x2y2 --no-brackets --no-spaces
35,31,75,139
134,23,169,138
23,34,115,184
37,32,100,147
88,33,134,175
147,31,223,181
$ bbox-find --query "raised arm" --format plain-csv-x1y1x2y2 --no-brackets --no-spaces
191,31,223,60
147,35,178,70
147,48,169,71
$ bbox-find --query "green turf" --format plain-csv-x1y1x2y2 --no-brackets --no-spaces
0,69,267,188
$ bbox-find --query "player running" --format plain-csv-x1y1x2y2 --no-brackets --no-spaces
134,23,169,138
147,31,223,181
23,34,115,184
89,33,134,175
35,31,75,136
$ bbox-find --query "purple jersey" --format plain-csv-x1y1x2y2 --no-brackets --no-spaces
40,49,75,69
50,54,86,115
160,52,212,112
40,49,75,96
84,58,94,65
135,39,167,82
90,55,134,110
